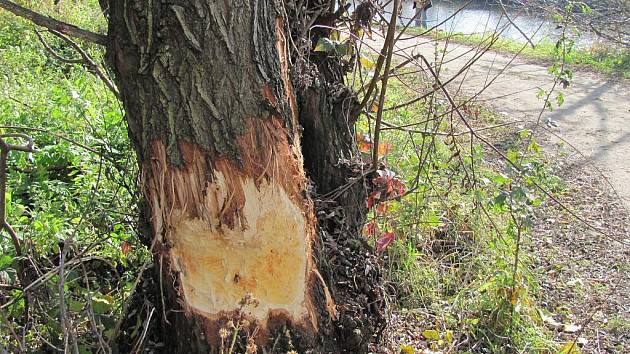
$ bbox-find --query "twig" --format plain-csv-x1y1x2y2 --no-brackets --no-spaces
418,54,628,246
0,0,108,45
47,30,120,99
80,262,111,354
357,0,400,115
498,1,535,48
34,30,83,64
58,242,79,354
0,134,36,287
371,0,400,171
131,307,155,354
508,190,523,334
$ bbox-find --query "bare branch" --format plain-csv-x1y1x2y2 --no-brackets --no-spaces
498,0,535,48
371,0,400,171
48,30,120,99
35,30,83,64
0,0,107,46
0,133,36,256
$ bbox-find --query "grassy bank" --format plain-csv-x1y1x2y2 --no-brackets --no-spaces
405,28,630,78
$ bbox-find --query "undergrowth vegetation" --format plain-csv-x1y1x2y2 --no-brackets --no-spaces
355,68,566,352
1,3,147,352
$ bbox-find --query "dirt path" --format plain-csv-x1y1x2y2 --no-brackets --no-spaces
373,35,630,207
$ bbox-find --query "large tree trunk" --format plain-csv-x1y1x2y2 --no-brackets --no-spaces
105,0,384,352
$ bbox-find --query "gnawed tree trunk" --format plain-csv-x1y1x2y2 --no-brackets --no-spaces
105,0,384,352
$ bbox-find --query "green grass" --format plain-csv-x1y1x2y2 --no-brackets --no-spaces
405,27,630,78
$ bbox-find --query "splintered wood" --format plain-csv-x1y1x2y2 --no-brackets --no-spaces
143,117,320,333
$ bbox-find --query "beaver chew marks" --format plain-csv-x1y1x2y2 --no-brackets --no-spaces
169,170,309,324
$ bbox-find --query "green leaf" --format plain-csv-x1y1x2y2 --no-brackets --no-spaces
314,38,335,53
445,330,453,343
78,344,92,354
422,329,440,341
336,40,352,56
0,255,13,270
91,296,112,315
558,341,580,354
400,344,414,354
68,299,84,312
423,210,442,227
359,55,375,69
556,92,565,107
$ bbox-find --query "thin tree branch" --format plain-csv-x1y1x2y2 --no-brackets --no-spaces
0,133,37,323
34,30,83,64
356,0,401,114
499,0,535,48
0,0,108,46
48,30,120,99
58,242,79,354
418,54,628,246
371,0,400,171
0,134,36,257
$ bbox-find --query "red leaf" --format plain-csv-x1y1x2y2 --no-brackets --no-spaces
356,133,373,153
386,180,394,194
393,179,406,197
376,231,395,251
367,195,374,209
358,141,372,153
121,241,132,255
376,202,389,215
363,222,377,236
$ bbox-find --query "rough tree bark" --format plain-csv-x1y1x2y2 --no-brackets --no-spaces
104,0,384,352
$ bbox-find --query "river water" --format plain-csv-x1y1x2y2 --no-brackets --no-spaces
380,0,595,47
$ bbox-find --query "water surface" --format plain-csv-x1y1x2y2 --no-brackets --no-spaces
381,0,594,47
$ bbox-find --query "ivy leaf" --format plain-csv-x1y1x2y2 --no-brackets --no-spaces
91,296,112,315
0,255,13,271
336,40,352,56
399,344,414,354
330,30,340,41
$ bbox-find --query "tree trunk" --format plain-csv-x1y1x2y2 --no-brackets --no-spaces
105,0,384,352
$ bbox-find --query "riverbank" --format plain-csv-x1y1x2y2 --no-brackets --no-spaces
405,28,630,78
